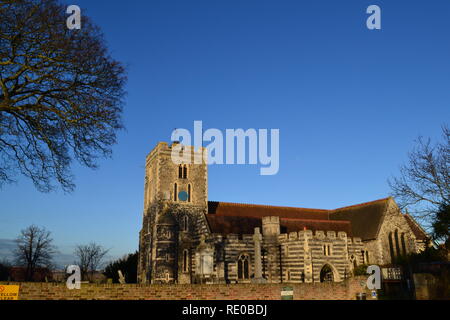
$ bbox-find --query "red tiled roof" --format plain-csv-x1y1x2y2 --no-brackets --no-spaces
206,198,391,239
206,215,352,235
206,216,262,235
208,201,330,220
329,198,390,240
280,218,352,235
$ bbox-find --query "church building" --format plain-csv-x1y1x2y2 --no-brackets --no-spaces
138,142,428,284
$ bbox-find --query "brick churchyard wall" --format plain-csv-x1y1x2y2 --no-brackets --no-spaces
0,277,374,300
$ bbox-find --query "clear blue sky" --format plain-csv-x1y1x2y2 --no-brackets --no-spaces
1,0,449,266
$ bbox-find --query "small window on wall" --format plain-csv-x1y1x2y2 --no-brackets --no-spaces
181,215,188,232
323,244,331,256
188,184,191,202
183,165,188,179
178,165,183,179
183,249,189,273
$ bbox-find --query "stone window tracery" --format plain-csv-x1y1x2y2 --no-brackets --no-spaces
237,254,250,279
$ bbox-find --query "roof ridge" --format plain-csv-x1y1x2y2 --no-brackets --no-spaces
208,201,329,212
330,197,391,212
404,213,429,237
209,197,391,212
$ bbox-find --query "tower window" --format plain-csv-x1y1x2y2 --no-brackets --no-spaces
183,165,188,179
188,184,191,202
178,165,183,178
181,215,188,232
174,183,177,201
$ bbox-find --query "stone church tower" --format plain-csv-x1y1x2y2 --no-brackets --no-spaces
138,142,209,284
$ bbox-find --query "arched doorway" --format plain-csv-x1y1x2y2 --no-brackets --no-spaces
320,264,334,282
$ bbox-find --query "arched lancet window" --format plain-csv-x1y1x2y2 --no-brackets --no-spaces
350,255,357,269
401,233,407,256
237,254,250,280
359,250,370,264
188,184,191,202
178,165,183,178
183,165,188,179
394,230,401,258
183,249,189,273
388,232,395,261
174,183,177,201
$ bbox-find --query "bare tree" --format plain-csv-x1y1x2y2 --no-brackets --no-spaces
389,125,449,228
74,242,109,281
0,0,126,192
13,225,56,281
